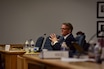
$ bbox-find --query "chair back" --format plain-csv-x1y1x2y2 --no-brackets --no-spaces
35,36,44,51
43,36,53,50
75,35,85,48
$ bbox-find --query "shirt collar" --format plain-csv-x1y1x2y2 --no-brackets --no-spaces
63,33,70,39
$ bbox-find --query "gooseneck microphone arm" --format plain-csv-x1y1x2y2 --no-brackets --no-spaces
88,33,97,43
40,33,47,52
88,31,100,43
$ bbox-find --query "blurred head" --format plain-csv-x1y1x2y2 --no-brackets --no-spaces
61,23,73,36
76,31,84,35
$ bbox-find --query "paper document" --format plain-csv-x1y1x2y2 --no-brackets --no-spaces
61,57,95,62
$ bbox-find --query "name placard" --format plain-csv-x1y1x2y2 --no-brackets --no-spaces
39,51,69,59
5,45,10,51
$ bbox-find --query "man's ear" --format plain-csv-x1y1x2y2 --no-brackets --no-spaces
68,29,71,33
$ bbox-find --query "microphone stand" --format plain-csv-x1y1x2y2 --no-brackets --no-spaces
40,34,47,59
40,34,46,51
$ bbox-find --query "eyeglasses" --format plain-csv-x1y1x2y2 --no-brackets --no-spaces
60,28,69,30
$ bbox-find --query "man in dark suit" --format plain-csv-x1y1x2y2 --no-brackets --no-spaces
50,23,76,57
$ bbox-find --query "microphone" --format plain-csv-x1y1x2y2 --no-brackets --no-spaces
88,31,101,43
40,33,47,52
39,33,47,59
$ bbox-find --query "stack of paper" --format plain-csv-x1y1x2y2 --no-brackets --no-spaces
61,57,95,62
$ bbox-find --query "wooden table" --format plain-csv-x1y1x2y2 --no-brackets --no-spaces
0,50,25,69
19,54,104,69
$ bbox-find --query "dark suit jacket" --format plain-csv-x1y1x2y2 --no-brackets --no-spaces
51,34,76,52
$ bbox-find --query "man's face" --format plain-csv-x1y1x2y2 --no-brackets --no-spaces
61,24,71,36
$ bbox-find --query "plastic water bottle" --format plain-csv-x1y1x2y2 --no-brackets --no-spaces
24,40,29,52
94,42,102,64
88,41,95,58
30,39,35,52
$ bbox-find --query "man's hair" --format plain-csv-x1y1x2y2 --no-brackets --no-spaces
62,23,73,32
